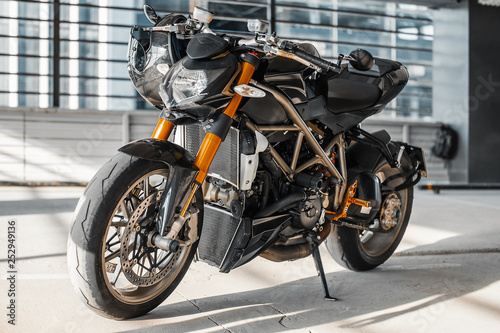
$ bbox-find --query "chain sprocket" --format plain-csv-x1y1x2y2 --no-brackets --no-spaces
379,193,402,231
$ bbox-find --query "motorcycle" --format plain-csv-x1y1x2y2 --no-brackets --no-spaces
67,5,427,319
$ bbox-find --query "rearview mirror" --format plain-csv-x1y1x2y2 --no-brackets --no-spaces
143,5,161,24
247,19,269,34
193,7,214,23
349,49,374,71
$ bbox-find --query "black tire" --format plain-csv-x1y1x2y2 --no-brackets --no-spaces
325,158,414,271
67,152,202,319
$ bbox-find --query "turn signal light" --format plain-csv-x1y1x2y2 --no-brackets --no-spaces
233,84,266,98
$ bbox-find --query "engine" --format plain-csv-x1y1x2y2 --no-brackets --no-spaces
200,124,336,232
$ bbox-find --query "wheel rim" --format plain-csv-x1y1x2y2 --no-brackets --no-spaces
101,169,197,304
358,163,409,257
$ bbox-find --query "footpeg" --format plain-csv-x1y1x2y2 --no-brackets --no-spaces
310,237,339,301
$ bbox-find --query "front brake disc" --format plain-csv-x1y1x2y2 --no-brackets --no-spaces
120,190,182,287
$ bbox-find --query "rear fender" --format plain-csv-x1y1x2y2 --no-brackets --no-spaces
346,130,393,175
346,129,425,171
119,139,199,235
346,131,427,191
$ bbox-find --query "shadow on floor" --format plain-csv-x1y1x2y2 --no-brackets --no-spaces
121,252,500,332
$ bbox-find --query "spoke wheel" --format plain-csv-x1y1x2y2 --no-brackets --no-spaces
103,171,192,304
68,153,203,319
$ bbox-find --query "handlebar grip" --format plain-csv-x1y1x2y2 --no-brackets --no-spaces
293,48,341,74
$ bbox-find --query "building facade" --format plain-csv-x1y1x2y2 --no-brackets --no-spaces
1,0,433,117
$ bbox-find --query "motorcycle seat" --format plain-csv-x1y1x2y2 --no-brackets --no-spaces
326,57,408,114
326,70,382,113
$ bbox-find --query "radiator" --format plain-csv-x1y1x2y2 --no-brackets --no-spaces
182,125,240,188
197,204,241,268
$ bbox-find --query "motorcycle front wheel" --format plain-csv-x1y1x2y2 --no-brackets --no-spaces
67,152,202,319
325,158,414,271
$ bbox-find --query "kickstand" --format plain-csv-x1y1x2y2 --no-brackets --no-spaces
311,241,339,301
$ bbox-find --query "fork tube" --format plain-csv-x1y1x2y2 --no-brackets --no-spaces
193,133,223,184
176,59,257,218
192,60,257,185
151,118,175,141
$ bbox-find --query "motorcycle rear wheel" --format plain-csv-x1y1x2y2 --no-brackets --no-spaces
67,152,202,319
325,159,414,271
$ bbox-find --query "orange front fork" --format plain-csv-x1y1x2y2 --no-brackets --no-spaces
193,60,257,184
151,118,175,141
152,57,257,217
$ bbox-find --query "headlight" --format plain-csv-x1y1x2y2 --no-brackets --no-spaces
159,53,239,117
161,65,208,108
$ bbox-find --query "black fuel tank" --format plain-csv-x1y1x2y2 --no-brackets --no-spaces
239,92,288,125
240,72,308,125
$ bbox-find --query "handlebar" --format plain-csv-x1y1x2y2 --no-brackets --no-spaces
293,48,341,74
278,40,341,74
136,20,342,75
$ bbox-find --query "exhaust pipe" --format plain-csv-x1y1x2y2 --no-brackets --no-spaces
255,191,306,218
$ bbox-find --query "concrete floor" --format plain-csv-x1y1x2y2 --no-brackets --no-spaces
0,187,499,333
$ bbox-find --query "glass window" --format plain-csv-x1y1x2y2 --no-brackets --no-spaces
338,29,392,48
79,78,98,96
18,57,41,75
276,8,334,25
1,0,435,117
79,24,100,41
0,55,10,73
108,80,135,97
79,60,99,76
209,3,267,19
277,23,335,42
59,77,70,94
0,93,8,106
79,42,99,59
107,8,141,26
18,92,39,107
108,26,133,43
108,97,137,110
17,38,41,56
108,0,144,9
147,0,190,13
337,1,395,16
0,74,9,91
18,75,40,93
396,49,432,64
109,44,128,62
211,19,249,33
0,55,11,73
337,13,387,31
79,96,98,109
18,2,45,20
109,62,130,79
276,0,336,10
18,21,42,38
79,7,100,24
0,18,9,33
0,2,8,17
